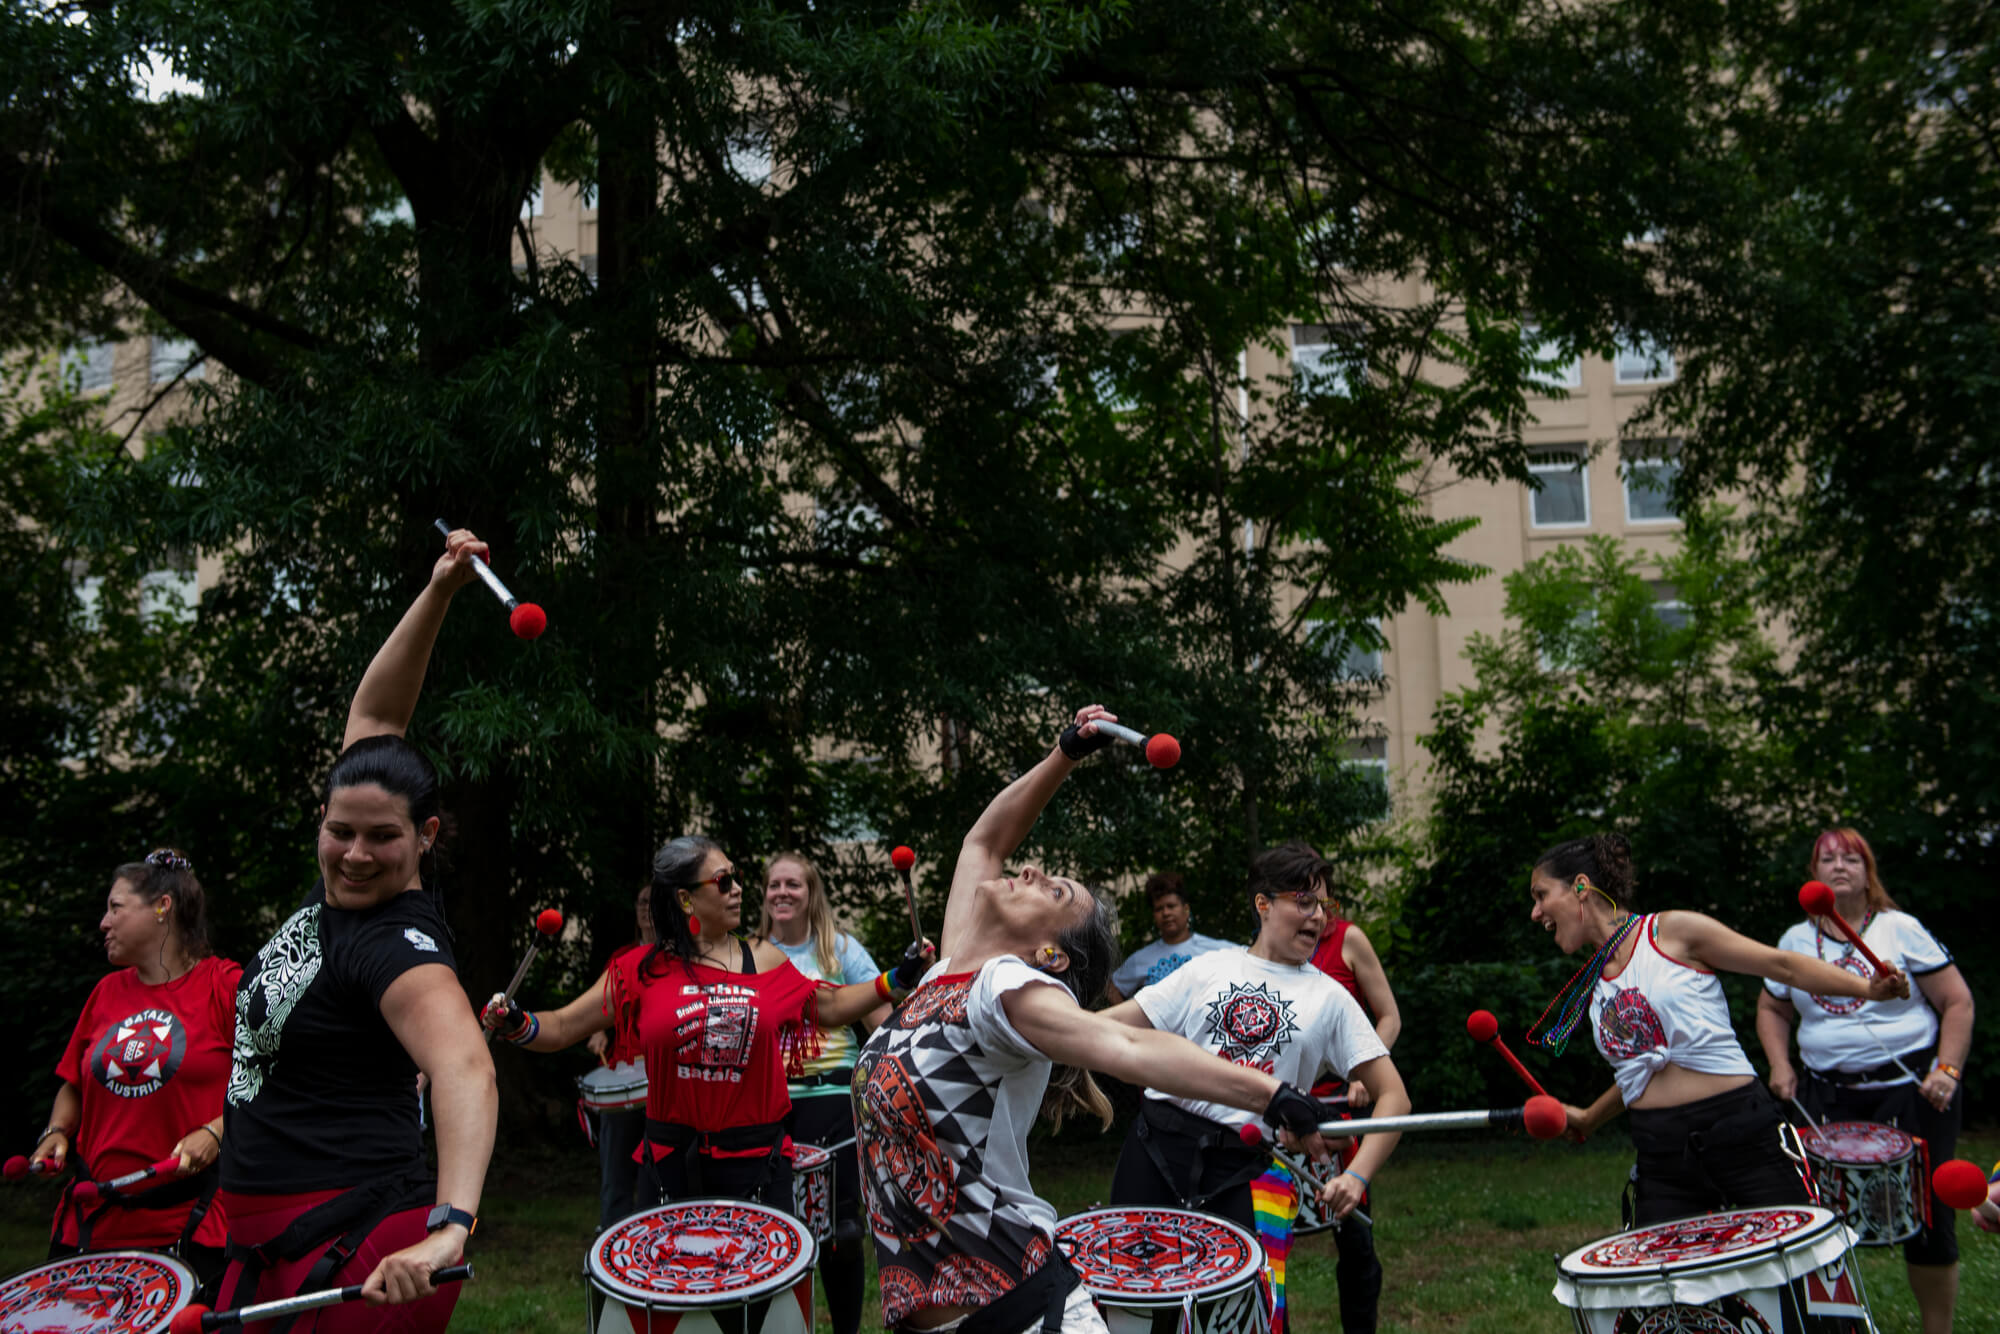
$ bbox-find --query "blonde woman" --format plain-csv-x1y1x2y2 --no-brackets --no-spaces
752,854,886,1334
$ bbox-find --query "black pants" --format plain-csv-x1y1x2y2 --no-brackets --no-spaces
1628,1081,1809,1226
637,1120,794,1213
1111,1099,1382,1334
1801,1070,1961,1265
789,1091,865,1334
593,1107,646,1231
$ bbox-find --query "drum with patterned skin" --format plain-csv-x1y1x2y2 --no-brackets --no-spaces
790,1144,833,1244
1801,1120,1929,1247
577,1060,649,1114
1055,1207,1269,1334
0,1251,195,1334
586,1200,817,1334
1553,1206,1869,1334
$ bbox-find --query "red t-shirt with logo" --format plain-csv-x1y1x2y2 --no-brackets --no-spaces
55,955,240,1248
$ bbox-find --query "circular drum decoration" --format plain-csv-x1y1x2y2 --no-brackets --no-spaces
1801,1121,1914,1166
1056,1208,1262,1299
590,1200,815,1306
1570,1208,1824,1272
0,1251,194,1334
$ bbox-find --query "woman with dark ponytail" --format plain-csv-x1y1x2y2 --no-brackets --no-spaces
35,849,238,1286
1526,833,1908,1225
214,528,498,1331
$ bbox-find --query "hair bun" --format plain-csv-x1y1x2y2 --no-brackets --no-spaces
144,849,193,872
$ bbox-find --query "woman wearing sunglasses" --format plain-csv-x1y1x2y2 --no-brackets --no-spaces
485,842,916,1212
1105,841,1410,1334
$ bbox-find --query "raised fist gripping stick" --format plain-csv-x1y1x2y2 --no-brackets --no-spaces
483,909,564,1045
432,518,546,639
1094,720,1181,769
1466,1010,1551,1098
168,1264,473,1333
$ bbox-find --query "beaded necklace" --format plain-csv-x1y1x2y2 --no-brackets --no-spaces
1527,911,1645,1057
1814,908,1874,962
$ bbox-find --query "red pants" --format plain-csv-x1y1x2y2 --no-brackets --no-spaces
217,1190,461,1333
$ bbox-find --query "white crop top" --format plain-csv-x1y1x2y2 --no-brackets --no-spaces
1592,915,1754,1105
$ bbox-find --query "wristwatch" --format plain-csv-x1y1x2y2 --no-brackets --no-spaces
425,1203,477,1236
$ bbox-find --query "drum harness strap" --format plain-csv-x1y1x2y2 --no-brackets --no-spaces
643,1118,790,1198
218,1168,430,1334
1134,1099,1278,1213
954,1246,1080,1334
61,1161,220,1258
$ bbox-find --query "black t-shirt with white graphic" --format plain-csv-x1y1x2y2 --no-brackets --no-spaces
221,882,457,1194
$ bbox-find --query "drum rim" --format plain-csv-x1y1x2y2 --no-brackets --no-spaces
1055,1206,1267,1304
791,1144,833,1168
1800,1119,1917,1161
1557,1206,1843,1282
588,1198,816,1308
0,1249,197,1331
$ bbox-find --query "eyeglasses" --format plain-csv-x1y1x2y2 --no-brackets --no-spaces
1283,892,1332,916
682,869,740,895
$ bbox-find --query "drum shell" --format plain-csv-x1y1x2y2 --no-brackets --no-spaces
1056,1207,1270,1334
790,1145,833,1245
0,1250,196,1334
577,1060,649,1113
1800,1120,1926,1247
1553,1206,1866,1334
587,1199,816,1334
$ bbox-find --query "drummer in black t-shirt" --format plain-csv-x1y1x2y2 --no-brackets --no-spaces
216,529,498,1331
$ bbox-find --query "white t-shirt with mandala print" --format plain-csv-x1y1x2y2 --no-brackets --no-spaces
853,955,1069,1326
1764,910,1954,1078
1134,947,1387,1129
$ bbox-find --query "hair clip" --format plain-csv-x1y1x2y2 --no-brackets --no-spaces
145,850,192,872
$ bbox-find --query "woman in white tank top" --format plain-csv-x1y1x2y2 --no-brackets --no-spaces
1525,834,1907,1225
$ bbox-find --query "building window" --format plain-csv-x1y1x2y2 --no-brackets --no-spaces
1346,736,1391,819
1291,323,1357,397
1650,581,1689,632
1524,324,1581,391
1623,453,1681,523
1529,449,1590,528
1614,336,1675,384
149,337,204,384
68,340,115,393
1307,618,1384,680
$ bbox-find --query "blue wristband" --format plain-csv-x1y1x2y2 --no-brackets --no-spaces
1342,1168,1369,1190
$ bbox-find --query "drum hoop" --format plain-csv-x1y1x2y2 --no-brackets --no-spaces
588,1198,816,1308
792,1144,832,1170
1558,1206,1844,1283
0,1250,197,1334
1055,1207,1266,1304
1800,1120,1917,1164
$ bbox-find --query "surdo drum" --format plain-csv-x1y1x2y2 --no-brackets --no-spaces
587,1200,816,1334
789,1144,833,1245
1055,1207,1269,1334
1800,1120,1930,1247
577,1061,649,1114
1553,1206,1867,1334
0,1252,195,1334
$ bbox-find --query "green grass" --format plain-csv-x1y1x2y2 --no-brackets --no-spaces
2,1130,1993,1332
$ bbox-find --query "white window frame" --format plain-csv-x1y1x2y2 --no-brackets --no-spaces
1528,450,1591,530
1291,323,1356,398
1622,455,1681,525
68,340,116,393
149,336,204,385
1614,336,1675,384
1346,737,1391,819
1524,324,1581,391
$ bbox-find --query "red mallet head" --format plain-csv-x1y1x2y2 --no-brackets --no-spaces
1523,1095,1567,1141
168,1303,211,1334
1237,1123,1266,1149
1799,880,1837,917
1934,1159,1990,1211
3,1156,27,1181
1144,733,1181,769
1466,1010,1500,1044
509,603,548,640
535,908,564,937
891,846,916,873
73,1180,101,1204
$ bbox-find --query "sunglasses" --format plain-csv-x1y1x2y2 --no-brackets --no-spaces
682,869,741,895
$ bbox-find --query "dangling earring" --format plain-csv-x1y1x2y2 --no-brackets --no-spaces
1037,946,1059,969
683,901,700,938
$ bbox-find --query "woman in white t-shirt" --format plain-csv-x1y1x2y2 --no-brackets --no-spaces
854,706,1337,1334
1755,828,1974,1334
752,852,886,1334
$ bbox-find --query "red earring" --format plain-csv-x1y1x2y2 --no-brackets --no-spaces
687,911,700,938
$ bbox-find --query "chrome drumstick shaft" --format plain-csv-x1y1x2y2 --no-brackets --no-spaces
1314,1108,1524,1137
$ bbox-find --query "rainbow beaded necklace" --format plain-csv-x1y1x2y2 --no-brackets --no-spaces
1526,910,1644,1058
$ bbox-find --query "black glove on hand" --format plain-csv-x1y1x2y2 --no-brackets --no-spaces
892,940,932,990
1263,1082,1322,1138
1058,720,1115,762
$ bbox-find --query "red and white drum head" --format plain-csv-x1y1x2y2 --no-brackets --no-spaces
1564,1208,1837,1275
0,1251,194,1334
1801,1120,1914,1165
590,1200,816,1307
1056,1208,1264,1302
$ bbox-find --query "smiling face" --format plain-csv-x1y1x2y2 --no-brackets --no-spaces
1253,881,1328,964
318,782,437,909
100,877,167,967
1151,892,1191,945
1528,869,1592,955
763,858,810,929
680,847,744,940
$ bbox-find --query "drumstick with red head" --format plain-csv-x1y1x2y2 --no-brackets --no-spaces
1249,1099,1568,1141
1933,1159,1992,1211
1466,1010,1550,1099
2,1156,55,1181
72,1156,182,1203
1797,881,1893,976
891,845,922,941
169,1264,474,1333
433,518,547,639
484,908,564,1045
1088,719,1182,769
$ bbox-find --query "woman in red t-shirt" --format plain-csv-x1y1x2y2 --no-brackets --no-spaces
36,848,239,1287
485,840,917,1212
